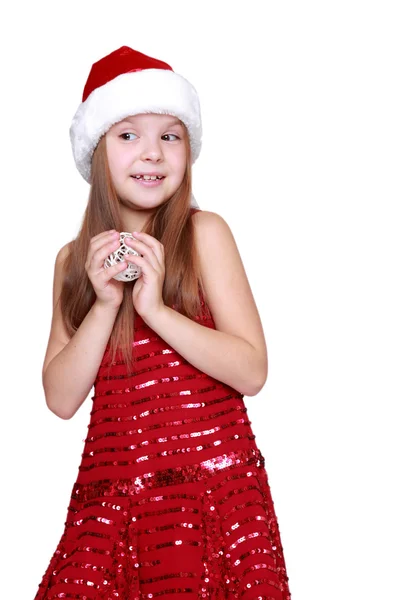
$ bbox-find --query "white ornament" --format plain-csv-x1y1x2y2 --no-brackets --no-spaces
103,232,142,282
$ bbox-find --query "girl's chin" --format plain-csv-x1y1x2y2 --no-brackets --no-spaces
120,196,169,211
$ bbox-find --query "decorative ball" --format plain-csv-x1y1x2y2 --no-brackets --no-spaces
103,232,142,282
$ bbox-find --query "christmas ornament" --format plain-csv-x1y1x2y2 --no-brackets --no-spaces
104,232,142,282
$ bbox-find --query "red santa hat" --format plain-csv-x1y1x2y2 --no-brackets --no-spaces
69,46,202,206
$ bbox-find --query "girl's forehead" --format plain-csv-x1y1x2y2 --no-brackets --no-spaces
116,114,183,127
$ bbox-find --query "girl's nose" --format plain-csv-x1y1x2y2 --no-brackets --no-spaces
140,143,163,161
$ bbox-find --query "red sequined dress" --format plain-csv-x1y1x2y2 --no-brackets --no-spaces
34,211,291,600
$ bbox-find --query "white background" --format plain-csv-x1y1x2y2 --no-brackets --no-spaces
1,1,399,598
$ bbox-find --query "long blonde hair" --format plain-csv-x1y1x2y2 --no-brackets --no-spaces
60,122,210,374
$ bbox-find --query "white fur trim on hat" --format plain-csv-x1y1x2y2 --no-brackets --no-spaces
69,68,202,189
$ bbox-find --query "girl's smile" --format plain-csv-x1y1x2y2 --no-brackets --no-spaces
130,175,166,187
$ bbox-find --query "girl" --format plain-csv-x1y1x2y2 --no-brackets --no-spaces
34,46,291,600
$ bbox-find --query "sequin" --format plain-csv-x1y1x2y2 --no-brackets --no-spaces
34,210,291,599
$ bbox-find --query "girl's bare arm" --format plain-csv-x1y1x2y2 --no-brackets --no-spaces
143,212,268,397
42,243,119,420
145,305,265,396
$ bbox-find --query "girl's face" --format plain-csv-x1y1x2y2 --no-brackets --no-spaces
105,113,187,212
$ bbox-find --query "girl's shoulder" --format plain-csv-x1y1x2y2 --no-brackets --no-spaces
58,239,74,259
53,240,74,273
190,208,225,229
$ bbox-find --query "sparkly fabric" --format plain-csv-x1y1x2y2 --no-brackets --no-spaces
34,211,291,600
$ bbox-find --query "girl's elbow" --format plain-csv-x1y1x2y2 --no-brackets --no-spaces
47,403,70,420
45,395,74,420
250,364,268,397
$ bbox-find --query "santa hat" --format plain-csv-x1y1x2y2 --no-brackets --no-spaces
69,46,202,207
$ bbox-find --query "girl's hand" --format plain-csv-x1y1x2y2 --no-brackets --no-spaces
85,230,127,309
124,231,166,322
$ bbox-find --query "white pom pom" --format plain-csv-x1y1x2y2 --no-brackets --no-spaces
103,232,142,282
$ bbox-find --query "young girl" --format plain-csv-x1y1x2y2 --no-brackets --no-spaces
34,46,291,600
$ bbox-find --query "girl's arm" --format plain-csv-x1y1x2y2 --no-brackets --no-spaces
42,243,119,420
145,212,268,397
146,306,264,396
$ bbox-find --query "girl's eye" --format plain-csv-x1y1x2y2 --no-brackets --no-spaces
120,133,137,141
119,133,180,141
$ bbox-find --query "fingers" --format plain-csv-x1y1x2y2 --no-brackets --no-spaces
92,229,118,242
126,233,164,270
86,231,120,271
103,259,128,281
133,231,164,255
